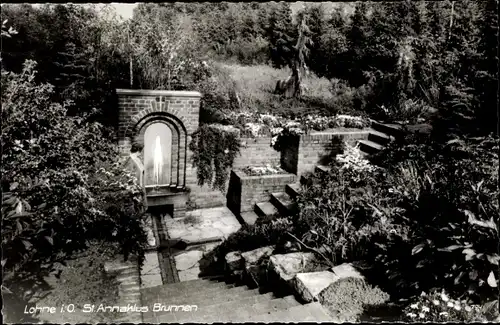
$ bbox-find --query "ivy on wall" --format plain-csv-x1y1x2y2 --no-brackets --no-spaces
189,124,241,192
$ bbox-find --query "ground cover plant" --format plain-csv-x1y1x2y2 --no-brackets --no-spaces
241,165,285,176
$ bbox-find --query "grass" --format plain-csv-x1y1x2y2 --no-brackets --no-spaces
214,62,339,117
28,241,122,324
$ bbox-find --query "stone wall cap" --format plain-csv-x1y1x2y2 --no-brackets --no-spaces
116,89,202,98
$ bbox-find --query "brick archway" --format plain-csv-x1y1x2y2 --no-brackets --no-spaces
117,89,201,190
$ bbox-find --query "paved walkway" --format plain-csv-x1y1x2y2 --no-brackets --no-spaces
163,207,241,282
164,207,242,243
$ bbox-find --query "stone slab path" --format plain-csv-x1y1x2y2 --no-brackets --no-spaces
163,207,241,282
164,207,241,243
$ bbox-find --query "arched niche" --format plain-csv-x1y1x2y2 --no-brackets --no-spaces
143,122,172,186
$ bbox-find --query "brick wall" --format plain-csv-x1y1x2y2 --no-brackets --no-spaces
281,130,370,178
117,89,203,210
227,170,296,215
233,137,281,168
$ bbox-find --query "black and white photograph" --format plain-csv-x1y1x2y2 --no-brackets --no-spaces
1,1,499,323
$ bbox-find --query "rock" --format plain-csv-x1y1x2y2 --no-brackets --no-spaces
292,263,365,302
293,271,338,303
241,246,275,286
269,252,317,283
225,251,243,272
330,263,364,281
241,246,274,266
293,264,366,303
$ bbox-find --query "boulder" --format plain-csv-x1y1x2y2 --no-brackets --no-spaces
293,264,365,303
225,251,243,272
269,252,317,283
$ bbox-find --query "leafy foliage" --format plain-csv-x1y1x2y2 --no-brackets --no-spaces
402,290,495,322
1,61,147,312
189,124,241,191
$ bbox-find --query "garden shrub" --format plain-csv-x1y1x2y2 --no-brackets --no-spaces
294,144,400,266
189,123,241,191
367,134,499,303
1,60,148,318
214,217,295,264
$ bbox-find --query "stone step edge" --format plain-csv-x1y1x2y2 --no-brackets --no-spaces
143,287,263,313
141,276,228,294
142,284,255,303
143,292,279,321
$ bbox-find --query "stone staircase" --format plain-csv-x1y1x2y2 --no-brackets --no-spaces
140,275,333,323
242,121,403,224
358,121,403,157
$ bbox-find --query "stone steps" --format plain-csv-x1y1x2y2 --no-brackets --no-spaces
249,302,334,323
358,139,384,155
368,129,393,146
254,201,279,220
371,121,404,138
240,211,259,226
142,276,333,324
285,183,301,199
141,277,227,296
270,192,297,216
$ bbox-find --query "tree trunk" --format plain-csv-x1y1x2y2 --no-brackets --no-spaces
129,58,133,88
448,1,455,41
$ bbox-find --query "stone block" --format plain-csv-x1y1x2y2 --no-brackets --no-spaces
225,251,243,272
268,252,317,283
293,271,339,302
241,246,275,267
241,246,275,285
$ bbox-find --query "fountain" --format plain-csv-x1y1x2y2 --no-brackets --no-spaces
153,135,163,191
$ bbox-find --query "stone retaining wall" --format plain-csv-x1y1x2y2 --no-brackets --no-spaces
227,170,296,215
282,130,370,178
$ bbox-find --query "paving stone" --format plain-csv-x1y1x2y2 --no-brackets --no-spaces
141,251,163,288
164,207,240,242
174,250,204,271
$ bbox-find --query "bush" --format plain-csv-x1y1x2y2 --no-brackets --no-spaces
214,217,295,263
1,61,147,310
368,134,499,302
295,148,398,266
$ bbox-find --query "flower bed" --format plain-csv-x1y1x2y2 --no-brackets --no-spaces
402,290,489,322
224,112,371,139
241,164,285,176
